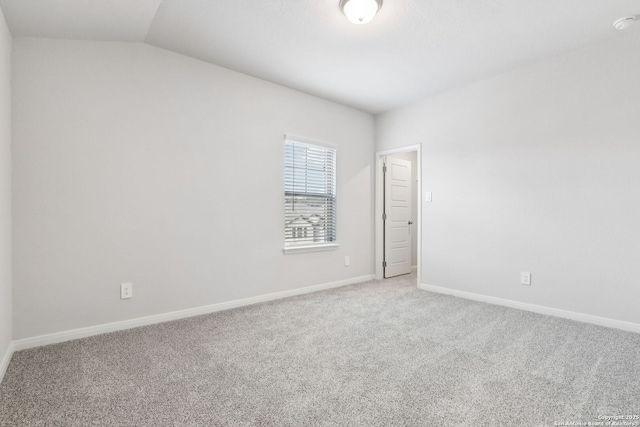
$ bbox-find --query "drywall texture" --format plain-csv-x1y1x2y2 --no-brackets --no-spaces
12,39,374,340
376,32,640,325
387,151,417,268
0,6,12,365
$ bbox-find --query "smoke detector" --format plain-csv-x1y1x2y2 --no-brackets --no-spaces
613,16,636,30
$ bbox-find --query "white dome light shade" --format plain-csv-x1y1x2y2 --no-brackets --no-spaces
340,0,382,25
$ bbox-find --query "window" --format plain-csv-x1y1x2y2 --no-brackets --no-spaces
284,136,337,253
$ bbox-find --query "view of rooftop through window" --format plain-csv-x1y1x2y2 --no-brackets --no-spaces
284,139,336,246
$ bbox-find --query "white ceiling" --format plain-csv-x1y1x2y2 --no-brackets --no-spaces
1,0,638,114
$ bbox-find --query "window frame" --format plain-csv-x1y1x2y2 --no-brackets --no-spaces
283,135,339,255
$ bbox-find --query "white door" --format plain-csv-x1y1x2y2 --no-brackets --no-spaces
384,156,412,278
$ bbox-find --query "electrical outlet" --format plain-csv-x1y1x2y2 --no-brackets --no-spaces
521,272,531,286
121,282,133,299
425,192,433,202
345,256,350,266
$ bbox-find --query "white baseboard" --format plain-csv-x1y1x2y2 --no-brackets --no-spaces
418,283,640,334
0,341,15,385
12,274,375,352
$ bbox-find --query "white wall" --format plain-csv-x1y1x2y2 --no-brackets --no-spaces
0,6,12,370
12,38,374,340
387,151,417,268
376,32,640,325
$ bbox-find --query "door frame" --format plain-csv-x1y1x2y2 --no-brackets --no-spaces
375,144,422,285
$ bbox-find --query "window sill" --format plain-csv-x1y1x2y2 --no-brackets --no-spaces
282,243,340,255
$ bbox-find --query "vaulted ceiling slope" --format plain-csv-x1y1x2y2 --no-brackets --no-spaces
1,0,638,114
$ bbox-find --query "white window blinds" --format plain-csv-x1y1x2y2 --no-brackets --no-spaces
284,138,336,247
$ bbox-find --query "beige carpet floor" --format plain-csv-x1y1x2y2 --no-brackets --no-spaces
1,273,639,426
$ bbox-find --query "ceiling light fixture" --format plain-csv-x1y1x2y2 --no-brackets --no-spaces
339,0,382,25
613,16,636,30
